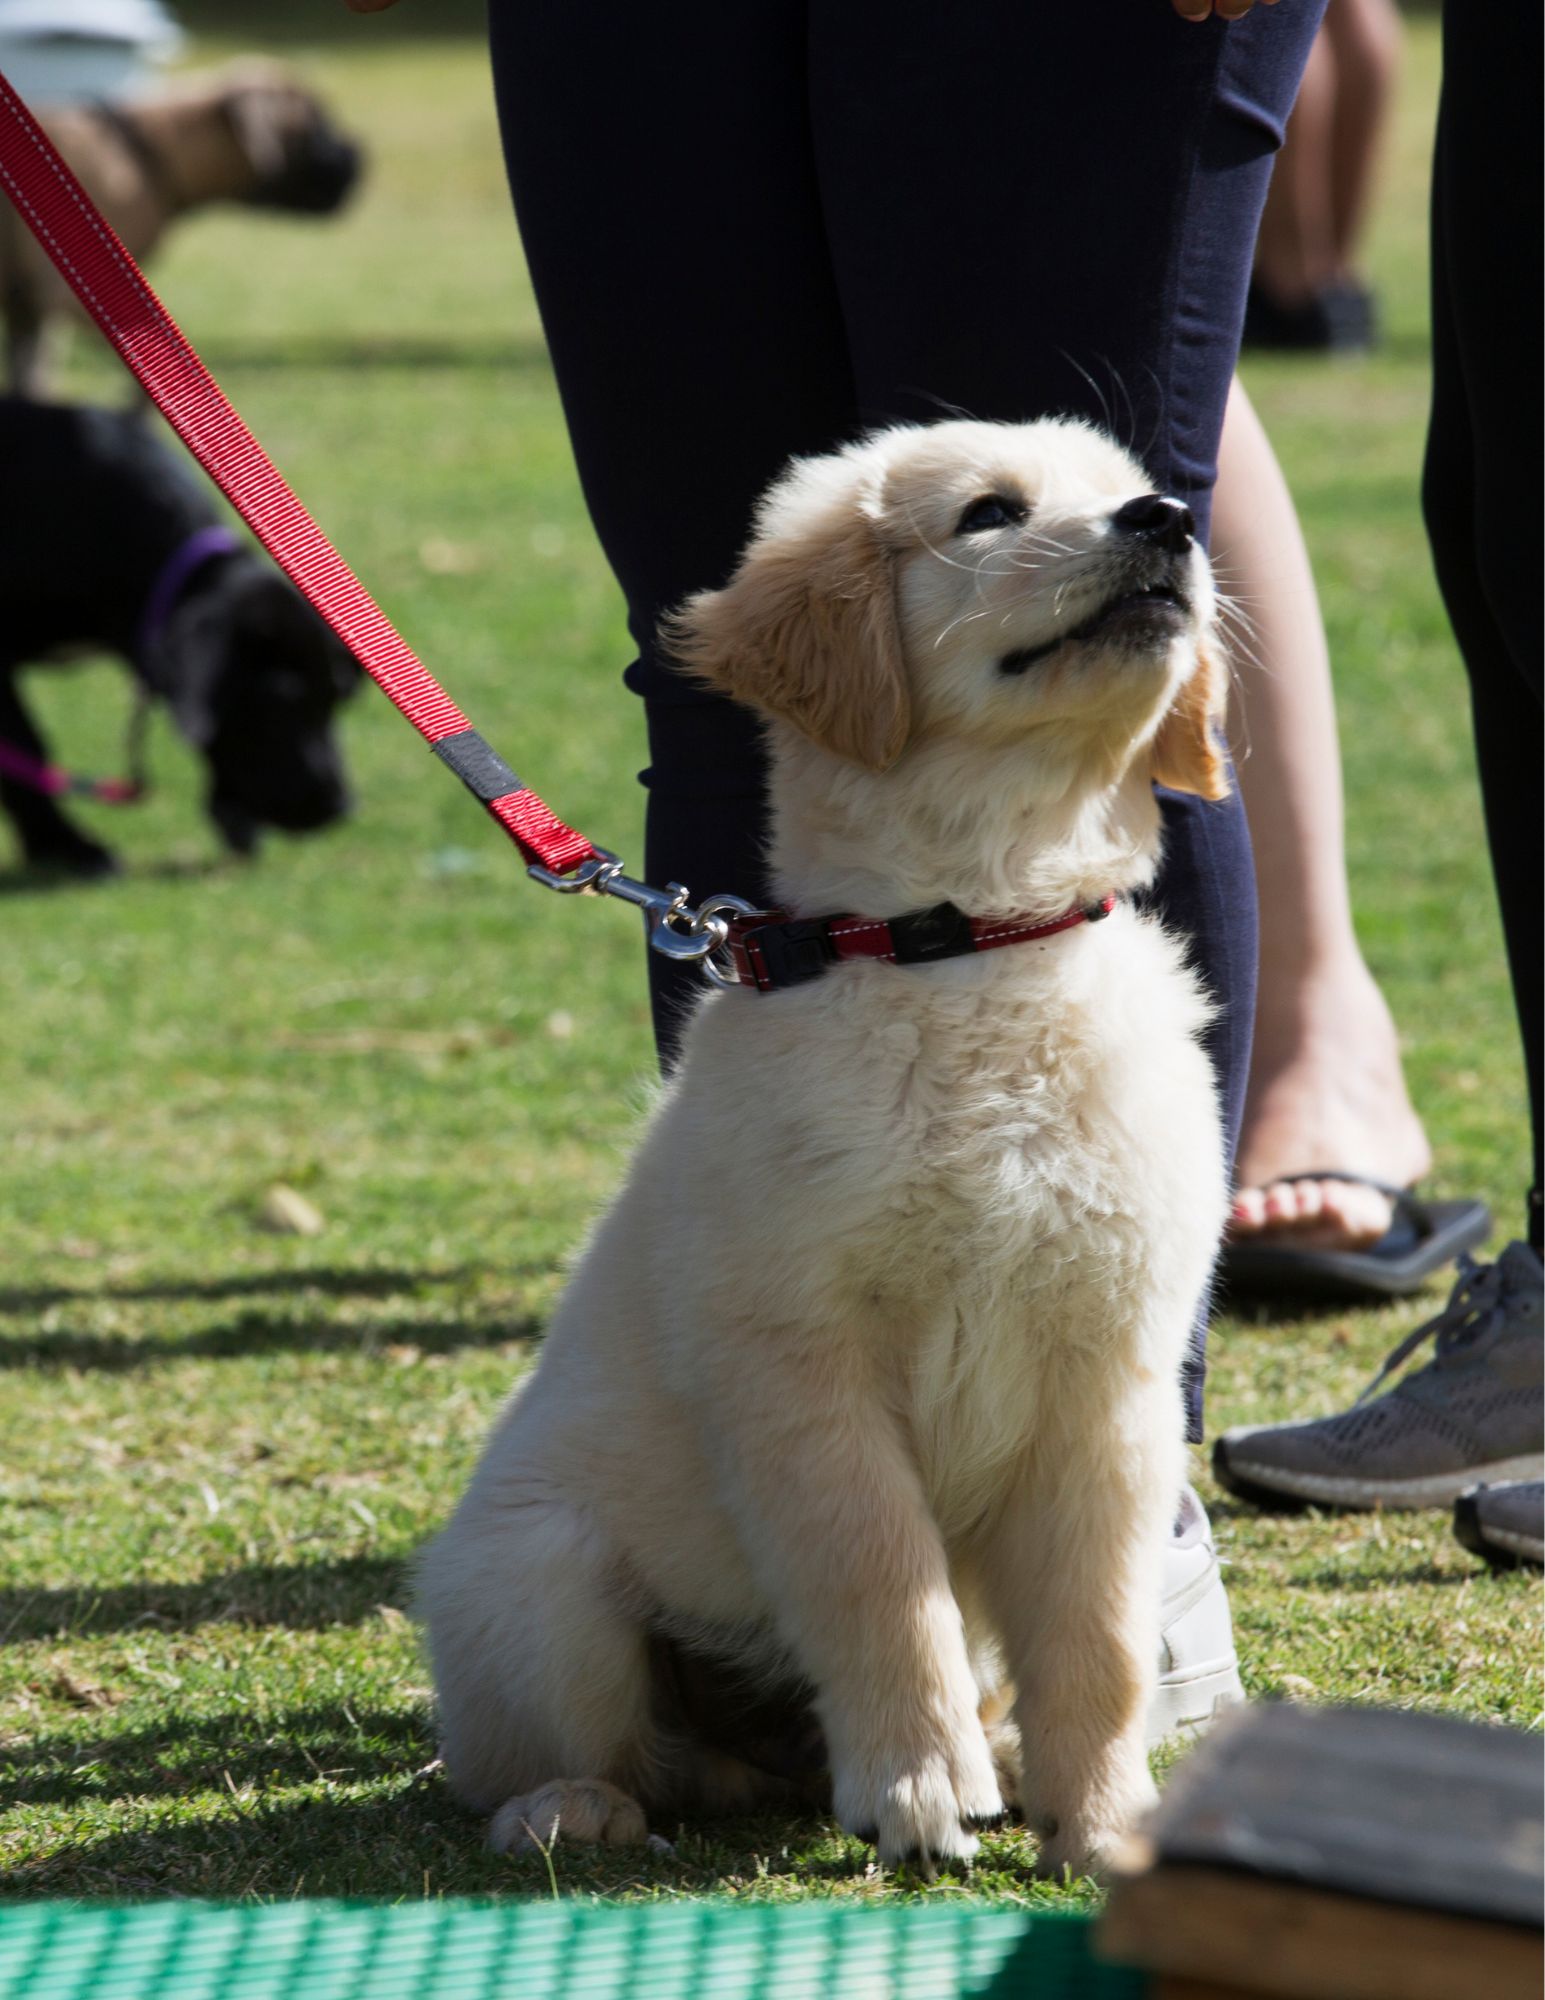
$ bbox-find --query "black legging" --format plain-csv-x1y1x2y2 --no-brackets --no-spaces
1422,4,1543,1254
488,1,1325,1433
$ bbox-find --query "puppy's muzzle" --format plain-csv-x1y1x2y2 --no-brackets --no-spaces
1111,493,1195,555
998,494,1196,677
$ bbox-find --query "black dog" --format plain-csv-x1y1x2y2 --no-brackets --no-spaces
0,399,359,876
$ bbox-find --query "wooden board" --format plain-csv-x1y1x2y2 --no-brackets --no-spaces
1099,1704,1543,2000
1106,1863,1541,2000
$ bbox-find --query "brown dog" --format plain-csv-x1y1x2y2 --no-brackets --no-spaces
1,60,361,394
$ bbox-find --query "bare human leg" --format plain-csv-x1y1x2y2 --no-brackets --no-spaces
1249,0,1399,351
1324,0,1402,281
1215,375,1430,1251
1252,24,1339,306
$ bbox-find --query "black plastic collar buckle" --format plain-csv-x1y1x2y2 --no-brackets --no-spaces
889,902,977,965
746,917,839,989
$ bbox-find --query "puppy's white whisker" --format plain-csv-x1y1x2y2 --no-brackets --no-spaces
1058,348,1115,438
1134,361,1168,473
934,606,997,649
1218,608,1263,637
1214,598,1266,662
1109,363,1138,457
905,517,997,579
1217,617,1264,662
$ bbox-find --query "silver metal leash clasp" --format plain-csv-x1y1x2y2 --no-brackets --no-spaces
525,849,618,896
527,848,759,972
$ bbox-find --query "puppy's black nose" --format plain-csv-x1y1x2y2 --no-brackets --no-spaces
1112,493,1195,552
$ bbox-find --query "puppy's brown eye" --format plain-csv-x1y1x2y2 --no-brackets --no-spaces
957,495,1027,534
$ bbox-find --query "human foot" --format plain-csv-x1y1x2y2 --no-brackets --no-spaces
1232,960,1432,1252
1230,1172,1408,1250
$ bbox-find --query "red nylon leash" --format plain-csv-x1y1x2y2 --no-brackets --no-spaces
0,73,1113,987
0,69,596,879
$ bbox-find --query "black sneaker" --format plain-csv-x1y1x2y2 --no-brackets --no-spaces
1214,1244,1544,1511
1242,277,1378,353
1453,1480,1544,1570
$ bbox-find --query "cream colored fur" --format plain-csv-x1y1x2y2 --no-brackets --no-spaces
419,418,1228,1875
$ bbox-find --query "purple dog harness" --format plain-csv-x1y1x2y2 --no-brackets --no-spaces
0,524,239,804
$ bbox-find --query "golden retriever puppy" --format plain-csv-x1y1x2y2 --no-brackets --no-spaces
419,418,1228,1875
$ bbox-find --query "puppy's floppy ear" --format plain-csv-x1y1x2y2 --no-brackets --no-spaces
1151,637,1230,801
663,484,909,771
153,591,229,749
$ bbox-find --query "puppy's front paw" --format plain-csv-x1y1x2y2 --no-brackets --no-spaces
1033,1819,1128,1882
489,1778,648,1855
835,1726,1005,1869
1029,1768,1157,1881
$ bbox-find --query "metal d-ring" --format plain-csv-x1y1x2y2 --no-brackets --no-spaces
696,893,765,988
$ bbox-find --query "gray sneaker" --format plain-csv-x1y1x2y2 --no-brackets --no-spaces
1453,1479,1544,1569
1213,1242,1544,1510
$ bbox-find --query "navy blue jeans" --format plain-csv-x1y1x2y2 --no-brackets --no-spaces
488,1,1325,1435
1423,3,1543,1254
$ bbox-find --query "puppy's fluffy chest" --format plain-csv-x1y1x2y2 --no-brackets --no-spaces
669,906,1219,1525
686,906,1218,1324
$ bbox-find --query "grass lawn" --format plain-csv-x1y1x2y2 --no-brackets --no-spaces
1,11,1537,1906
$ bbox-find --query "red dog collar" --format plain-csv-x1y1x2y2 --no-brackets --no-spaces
719,895,1116,992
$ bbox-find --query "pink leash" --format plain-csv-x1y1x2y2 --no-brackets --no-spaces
0,736,143,804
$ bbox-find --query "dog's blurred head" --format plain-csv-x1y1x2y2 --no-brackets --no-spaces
218,63,362,216
667,418,1226,804
160,562,361,856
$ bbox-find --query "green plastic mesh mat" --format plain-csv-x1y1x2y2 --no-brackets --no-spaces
0,1900,1144,2000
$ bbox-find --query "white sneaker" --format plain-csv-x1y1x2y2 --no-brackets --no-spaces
1147,1485,1244,1747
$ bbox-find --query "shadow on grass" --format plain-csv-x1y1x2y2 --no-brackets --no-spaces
1213,1291,1428,1332
0,1307,543,1370
0,864,129,899
0,1265,479,1314
182,0,490,44
1258,326,1437,369
200,334,550,375
6,1694,1066,1902
6,1702,432,1812
0,1553,410,1644
4,1795,497,1901
4,1777,1064,1905
1203,1494,1310,1523
0,856,239,898
5,1767,869,1903
1288,1560,1479,1592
